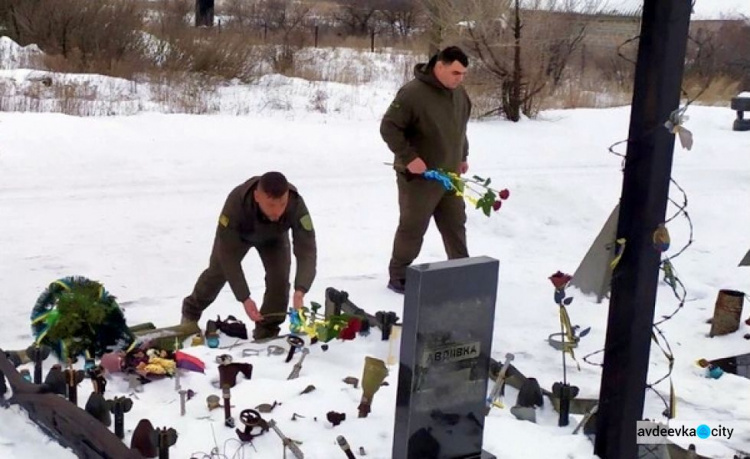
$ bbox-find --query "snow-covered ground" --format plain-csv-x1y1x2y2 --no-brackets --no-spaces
1,2,750,455
0,36,415,118
1,99,749,458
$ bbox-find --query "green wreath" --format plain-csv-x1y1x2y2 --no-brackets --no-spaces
31,276,134,361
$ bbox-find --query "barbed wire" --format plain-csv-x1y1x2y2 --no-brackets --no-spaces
190,430,249,459
582,8,708,418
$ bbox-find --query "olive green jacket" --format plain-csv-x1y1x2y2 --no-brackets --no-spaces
215,177,316,301
380,59,472,174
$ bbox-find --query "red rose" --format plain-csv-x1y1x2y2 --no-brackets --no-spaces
499,189,510,200
549,271,572,290
339,317,362,340
492,200,502,211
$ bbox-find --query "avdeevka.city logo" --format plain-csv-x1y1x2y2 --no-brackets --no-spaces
696,424,711,439
636,420,734,444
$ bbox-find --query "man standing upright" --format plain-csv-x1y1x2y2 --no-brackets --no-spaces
380,46,472,294
182,171,316,340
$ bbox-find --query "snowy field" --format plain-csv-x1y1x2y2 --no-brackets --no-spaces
1,100,749,458
2,0,750,456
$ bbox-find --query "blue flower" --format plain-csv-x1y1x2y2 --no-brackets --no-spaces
423,169,453,191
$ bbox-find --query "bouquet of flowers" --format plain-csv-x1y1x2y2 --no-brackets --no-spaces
423,169,510,216
288,302,359,343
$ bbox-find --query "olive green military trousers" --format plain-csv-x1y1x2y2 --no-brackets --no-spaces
182,235,291,334
388,173,468,282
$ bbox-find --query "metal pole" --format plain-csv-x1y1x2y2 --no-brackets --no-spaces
195,0,214,27
594,1,692,458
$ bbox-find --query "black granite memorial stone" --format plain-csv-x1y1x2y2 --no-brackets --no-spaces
393,256,499,459
709,352,750,379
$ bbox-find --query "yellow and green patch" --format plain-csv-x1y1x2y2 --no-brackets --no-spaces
300,214,314,231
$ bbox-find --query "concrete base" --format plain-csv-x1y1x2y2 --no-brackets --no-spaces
734,118,750,131
732,96,750,131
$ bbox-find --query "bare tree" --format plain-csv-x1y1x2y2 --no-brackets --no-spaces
73,0,147,71
681,27,718,99
543,13,587,86
712,19,750,88
255,0,311,73
0,0,34,44
0,0,146,74
422,0,600,120
256,0,310,35
0,0,76,50
154,0,192,36
222,0,259,29
334,0,382,36
379,0,422,38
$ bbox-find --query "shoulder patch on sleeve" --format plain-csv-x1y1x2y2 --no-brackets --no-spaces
300,214,313,231
219,214,229,227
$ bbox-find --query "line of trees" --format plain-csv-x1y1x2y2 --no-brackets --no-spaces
0,0,747,117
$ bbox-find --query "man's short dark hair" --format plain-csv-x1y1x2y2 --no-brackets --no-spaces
258,172,289,198
437,46,469,68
